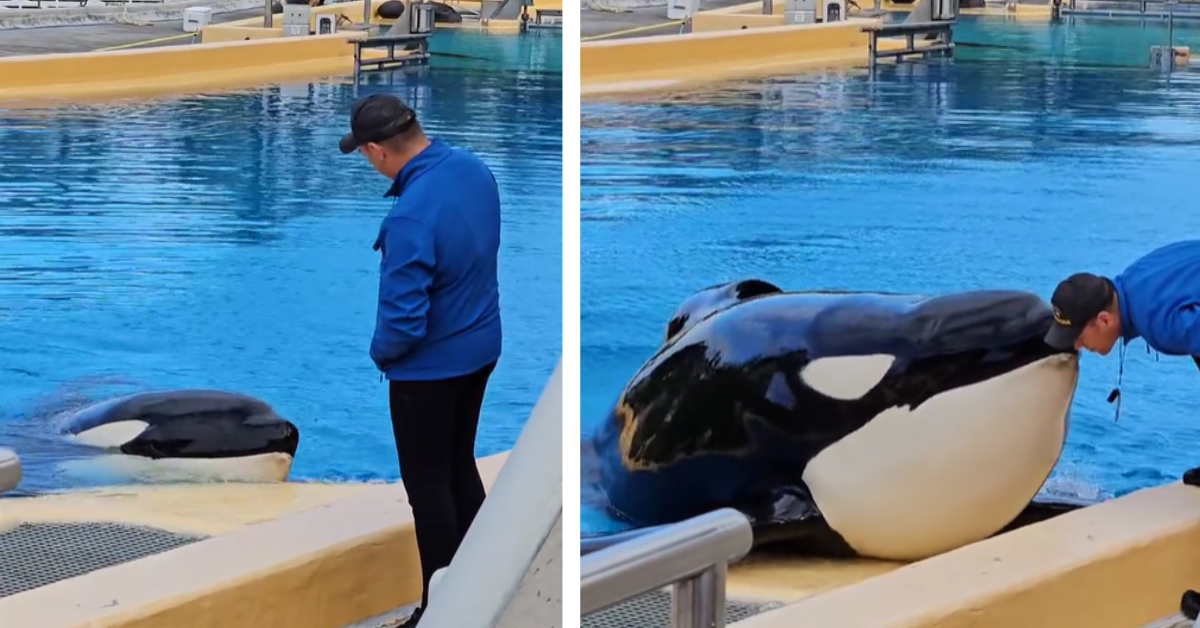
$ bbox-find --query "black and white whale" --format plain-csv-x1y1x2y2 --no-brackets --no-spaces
583,280,1085,561
58,389,300,483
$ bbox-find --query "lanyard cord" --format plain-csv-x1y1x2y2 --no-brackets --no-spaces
1109,340,1126,422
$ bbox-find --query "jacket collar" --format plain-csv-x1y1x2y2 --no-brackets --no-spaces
1112,275,1139,342
384,138,451,198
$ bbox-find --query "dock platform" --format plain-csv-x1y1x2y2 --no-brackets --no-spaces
1059,0,1200,18
522,6,561,29
352,31,431,74
863,20,955,69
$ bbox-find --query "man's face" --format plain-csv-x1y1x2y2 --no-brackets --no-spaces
359,143,389,176
1075,310,1121,356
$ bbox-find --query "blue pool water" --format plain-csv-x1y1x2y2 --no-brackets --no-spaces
581,16,1200,534
0,30,562,492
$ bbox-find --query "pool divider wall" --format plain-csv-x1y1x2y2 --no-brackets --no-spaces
0,452,510,628
736,482,1200,628
0,33,362,101
580,21,880,95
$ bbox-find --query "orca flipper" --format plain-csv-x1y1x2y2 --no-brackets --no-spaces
742,485,859,558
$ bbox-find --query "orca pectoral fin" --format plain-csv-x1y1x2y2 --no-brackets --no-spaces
740,486,859,558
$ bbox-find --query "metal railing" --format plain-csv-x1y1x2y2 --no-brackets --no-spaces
581,508,754,628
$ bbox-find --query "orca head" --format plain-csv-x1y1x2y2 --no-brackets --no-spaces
894,289,1080,397
664,279,782,342
796,291,1083,561
63,390,301,460
796,289,1079,406
119,406,300,460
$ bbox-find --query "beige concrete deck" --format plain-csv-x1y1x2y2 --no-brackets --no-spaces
0,453,512,628
727,553,902,604
0,481,374,536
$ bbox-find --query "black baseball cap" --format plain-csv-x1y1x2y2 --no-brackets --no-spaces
1045,272,1114,350
338,93,417,155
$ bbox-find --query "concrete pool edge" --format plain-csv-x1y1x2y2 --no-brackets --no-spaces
731,482,1200,628
0,451,510,628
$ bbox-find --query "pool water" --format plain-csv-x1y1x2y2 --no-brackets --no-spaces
581,15,1200,534
0,30,562,492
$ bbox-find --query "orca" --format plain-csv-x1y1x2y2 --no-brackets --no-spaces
59,389,299,484
584,280,1084,561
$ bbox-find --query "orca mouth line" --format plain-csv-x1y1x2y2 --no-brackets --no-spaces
118,423,300,460
118,445,297,460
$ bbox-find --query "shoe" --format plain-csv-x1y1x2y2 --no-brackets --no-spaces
1183,467,1200,487
1180,589,1200,621
398,607,423,628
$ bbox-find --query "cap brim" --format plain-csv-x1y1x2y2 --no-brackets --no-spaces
1044,323,1080,351
338,132,358,155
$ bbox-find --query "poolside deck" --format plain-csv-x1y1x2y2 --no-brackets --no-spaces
581,0,752,40
0,6,261,56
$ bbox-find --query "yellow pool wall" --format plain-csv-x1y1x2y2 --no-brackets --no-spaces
0,453,513,628
0,0,536,102
0,33,366,102
581,20,883,96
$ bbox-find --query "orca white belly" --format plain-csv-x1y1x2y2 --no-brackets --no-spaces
58,452,294,484
802,353,1079,560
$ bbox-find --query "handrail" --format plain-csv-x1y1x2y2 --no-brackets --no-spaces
581,508,754,628
581,524,669,556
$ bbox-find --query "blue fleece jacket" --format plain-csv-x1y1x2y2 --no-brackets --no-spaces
369,138,502,381
1112,240,1200,357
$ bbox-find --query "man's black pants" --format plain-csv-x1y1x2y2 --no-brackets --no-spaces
388,360,497,609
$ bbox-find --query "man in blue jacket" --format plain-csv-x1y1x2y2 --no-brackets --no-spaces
1043,239,1200,620
1044,240,1200,361
340,93,502,628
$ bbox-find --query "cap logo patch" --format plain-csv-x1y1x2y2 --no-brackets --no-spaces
1053,307,1070,326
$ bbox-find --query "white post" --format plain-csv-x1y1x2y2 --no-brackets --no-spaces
0,448,21,495
418,359,563,628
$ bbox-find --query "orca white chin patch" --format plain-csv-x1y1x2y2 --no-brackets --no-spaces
799,354,897,400
68,420,149,448
802,354,1079,561
58,452,294,484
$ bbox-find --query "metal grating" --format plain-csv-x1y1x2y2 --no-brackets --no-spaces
583,589,780,628
0,522,207,599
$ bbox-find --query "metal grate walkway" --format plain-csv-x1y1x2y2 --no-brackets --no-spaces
0,522,206,599
582,589,780,628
